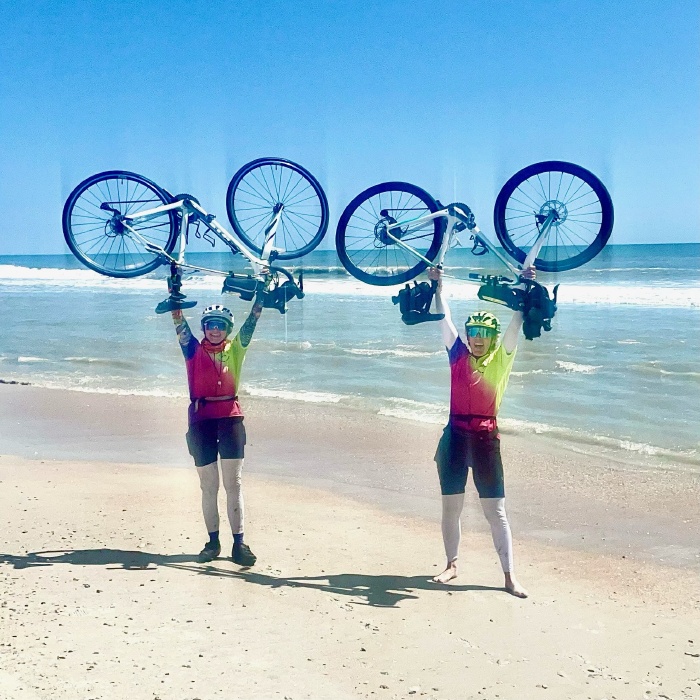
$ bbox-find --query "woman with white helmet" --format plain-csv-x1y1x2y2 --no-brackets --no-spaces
427,265,535,597
170,291,265,567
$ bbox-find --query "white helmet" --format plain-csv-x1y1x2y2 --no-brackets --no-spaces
201,304,233,332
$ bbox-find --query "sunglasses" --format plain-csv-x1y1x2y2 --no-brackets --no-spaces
466,326,496,338
204,320,230,332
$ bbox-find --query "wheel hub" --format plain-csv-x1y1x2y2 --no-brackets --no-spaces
374,213,407,246
538,200,567,226
104,216,127,238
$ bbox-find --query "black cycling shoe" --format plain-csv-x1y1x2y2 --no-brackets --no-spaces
197,541,221,563
232,543,257,567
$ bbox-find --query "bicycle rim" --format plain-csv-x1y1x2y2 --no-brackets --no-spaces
226,158,329,260
335,182,442,286
494,161,613,272
63,171,177,278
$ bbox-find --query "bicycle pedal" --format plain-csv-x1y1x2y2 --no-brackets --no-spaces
155,296,198,314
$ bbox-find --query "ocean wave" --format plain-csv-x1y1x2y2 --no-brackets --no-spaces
0,377,186,399
244,386,345,403
555,361,601,374
3,375,696,469
658,369,700,378
265,340,314,353
377,397,447,424
18,356,49,363
634,363,700,380
345,347,440,359
3,264,699,308
500,418,700,468
64,356,142,370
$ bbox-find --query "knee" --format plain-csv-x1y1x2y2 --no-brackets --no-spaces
221,458,243,492
480,497,508,525
197,463,219,496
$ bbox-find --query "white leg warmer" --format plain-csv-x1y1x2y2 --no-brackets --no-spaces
221,458,244,535
480,497,514,573
196,462,220,533
440,493,465,563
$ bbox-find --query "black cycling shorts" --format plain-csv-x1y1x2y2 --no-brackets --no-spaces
186,417,246,467
434,425,505,498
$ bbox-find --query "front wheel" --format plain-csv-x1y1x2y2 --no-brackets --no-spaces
335,182,443,286
226,158,329,260
494,161,614,272
63,171,178,278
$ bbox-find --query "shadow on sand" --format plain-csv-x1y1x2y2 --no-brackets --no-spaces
1,548,505,607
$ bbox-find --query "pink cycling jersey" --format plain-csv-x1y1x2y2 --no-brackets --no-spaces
448,336,516,432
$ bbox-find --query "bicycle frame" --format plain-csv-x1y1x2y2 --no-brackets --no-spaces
382,206,558,281
117,198,284,279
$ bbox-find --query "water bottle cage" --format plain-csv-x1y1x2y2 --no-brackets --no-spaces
392,280,445,325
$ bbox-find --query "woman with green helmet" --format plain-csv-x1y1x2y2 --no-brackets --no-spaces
427,265,535,598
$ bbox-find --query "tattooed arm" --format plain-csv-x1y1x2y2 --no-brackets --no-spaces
238,291,264,349
171,309,197,358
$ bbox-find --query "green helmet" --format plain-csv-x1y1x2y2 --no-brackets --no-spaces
465,311,500,335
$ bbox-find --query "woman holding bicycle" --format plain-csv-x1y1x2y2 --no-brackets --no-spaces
428,266,534,598
170,287,265,567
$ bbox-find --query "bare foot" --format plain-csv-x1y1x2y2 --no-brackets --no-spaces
504,573,528,598
432,561,458,584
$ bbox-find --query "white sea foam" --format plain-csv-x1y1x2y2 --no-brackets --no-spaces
5,378,187,399
245,386,344,403
510,368,548,377
346,348,440,358
502,418,700,468
18,356,48,363
2,264,699,308
658,369,700,378
555,361,601,374
377,397,447,424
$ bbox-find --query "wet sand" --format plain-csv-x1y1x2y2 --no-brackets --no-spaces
1,384,699,699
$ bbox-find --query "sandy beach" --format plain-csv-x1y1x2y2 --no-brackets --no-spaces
1,384,699,700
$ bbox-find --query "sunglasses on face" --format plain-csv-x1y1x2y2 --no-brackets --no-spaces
466,326,496,339
204,320,229,332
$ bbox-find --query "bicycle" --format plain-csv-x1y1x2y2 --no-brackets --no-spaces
335,161,614,338
62,158,330,313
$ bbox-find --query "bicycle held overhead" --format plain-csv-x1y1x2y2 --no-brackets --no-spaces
335,161,614,339
62,158,330,314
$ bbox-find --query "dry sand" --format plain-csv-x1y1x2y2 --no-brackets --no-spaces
1,384,699,700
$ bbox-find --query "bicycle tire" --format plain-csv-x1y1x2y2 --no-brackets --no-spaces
63,171,178,278
335,182,443,286
493,161,613,272
226,158,329,260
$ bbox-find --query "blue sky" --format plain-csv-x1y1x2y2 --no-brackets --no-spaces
0,0,698,254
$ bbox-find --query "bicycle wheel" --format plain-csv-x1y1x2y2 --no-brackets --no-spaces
335,182,443,286
494,161,613,272
226,158,329,260
63,171,178,278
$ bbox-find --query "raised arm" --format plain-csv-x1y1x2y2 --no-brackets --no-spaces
501,266,536,354
237,286,266,348
427,267,459,350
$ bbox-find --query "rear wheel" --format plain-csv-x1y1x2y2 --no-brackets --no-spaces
335,182,443,286
494,161,613,272
226,158,329,260
63,171,177,277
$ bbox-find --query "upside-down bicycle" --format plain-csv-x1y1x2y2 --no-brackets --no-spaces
335,161,614,338
62,158,329,313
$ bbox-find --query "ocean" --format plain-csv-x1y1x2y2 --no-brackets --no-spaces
1,244,698,471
